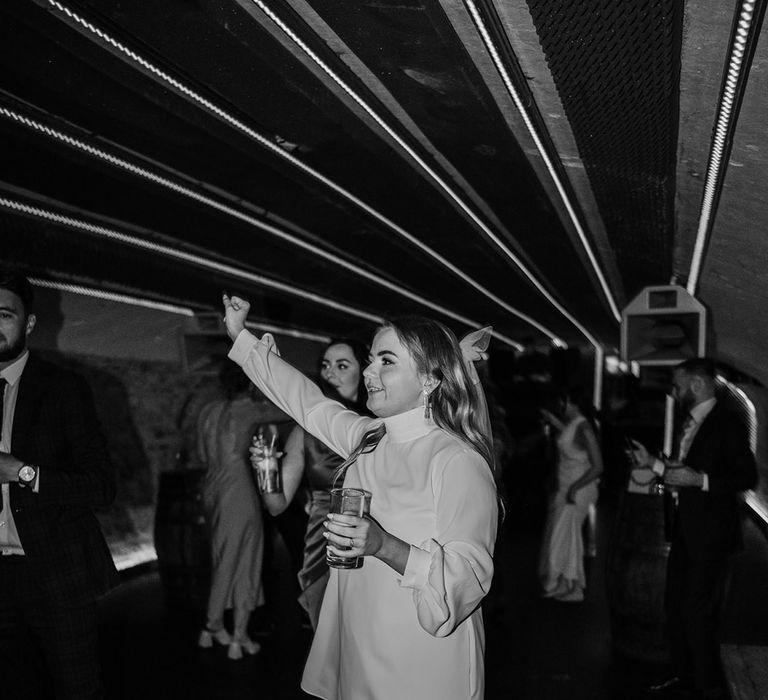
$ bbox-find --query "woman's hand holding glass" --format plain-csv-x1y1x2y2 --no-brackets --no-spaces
324,512,385,561
248,443,284,465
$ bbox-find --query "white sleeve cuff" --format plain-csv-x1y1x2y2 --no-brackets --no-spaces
227,328,258,365
32,468,40,493
399,544,431,590
701,473,709,491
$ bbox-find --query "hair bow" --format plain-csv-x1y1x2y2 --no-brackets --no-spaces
459,326,493,385
459,326,495,455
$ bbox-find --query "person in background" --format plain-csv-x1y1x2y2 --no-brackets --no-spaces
0,268,118,699
224,294,497,700
196,363,288,660
631,358,756,700
538,387,603,602
251,337,370,630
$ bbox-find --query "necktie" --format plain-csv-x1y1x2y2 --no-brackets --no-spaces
0,377,6,442
676,413,695,461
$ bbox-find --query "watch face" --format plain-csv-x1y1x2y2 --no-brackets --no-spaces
19,465,35,483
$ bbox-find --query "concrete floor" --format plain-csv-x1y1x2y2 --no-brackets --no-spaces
97,490,768,699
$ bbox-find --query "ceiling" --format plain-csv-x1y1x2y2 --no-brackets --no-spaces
1,1,767,382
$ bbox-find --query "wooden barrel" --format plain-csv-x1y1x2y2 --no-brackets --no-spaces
153,469,211,611
606,491,670,663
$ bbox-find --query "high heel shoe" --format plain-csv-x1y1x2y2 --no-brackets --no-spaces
198,627,232,648
227,638,261,660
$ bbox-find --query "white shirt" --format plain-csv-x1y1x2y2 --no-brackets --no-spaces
1,350,30,554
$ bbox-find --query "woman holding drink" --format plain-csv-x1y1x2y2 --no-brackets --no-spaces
223,294,497,700
196,364,287,659
251,338,371,629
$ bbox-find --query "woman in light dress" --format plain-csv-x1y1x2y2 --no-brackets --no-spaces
538,388,603,602
224,294,497,700
196,364,287,659
252,338,370,630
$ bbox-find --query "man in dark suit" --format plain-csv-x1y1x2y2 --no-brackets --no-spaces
632,358,757,699
0,269,118,699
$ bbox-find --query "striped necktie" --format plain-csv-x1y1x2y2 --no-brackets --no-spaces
676,413,696,461
0,377,6,442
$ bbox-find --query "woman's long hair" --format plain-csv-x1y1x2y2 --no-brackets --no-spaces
334,316,495,484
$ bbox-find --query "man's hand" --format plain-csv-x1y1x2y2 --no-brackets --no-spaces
629,439,652,469
663,465,704,489
0,452,23,483
222,294,250,341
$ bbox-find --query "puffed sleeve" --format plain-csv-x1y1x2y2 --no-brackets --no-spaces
399,448,498,637
228,329,375,458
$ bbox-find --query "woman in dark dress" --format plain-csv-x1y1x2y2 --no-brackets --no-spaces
251,338,369,629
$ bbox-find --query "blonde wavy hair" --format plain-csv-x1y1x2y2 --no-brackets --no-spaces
334,316,494,484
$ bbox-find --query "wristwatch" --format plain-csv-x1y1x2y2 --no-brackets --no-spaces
17,464,37,488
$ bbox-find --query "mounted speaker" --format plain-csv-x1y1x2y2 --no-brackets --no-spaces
621,285,706,365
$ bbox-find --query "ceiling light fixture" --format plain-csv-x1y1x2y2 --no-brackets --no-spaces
462,0,621,329
687,0,761,295
0,104,522,349
1,196,383,324
247,0,588,341
28,277,332,343
41,0,558,347
30,278,195,317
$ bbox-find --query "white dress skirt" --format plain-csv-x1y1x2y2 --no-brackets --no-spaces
538,416,599,601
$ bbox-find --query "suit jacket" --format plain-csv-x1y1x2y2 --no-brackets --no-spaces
674,402,757,559
8,354,119,602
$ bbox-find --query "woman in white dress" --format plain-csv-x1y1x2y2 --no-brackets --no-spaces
223,294,497,700
538,389,603,602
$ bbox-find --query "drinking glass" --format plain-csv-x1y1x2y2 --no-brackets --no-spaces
327,487,372,570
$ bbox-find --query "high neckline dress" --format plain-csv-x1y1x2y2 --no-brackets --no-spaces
229,330,498,700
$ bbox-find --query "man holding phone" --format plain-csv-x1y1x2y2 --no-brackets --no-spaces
630,358,756,699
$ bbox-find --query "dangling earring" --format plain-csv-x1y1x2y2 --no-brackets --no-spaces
423,389,431,420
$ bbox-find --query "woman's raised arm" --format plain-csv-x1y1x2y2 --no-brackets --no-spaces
224,295,373,458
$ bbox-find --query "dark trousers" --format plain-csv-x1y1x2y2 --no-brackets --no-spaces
0,555,102,700
665,540,728,694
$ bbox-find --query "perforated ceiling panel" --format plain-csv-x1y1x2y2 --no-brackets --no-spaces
525,0,682,297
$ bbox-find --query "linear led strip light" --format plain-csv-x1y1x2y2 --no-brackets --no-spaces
687,0,760,294
0,107,521,350
463,0,615,410
462,0,620,335
247,0,611,334
42,0,558,348
28,278,332,343
2,196,384,323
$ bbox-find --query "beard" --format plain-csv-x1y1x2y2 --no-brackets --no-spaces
677,388,695,411
0,332,26,362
